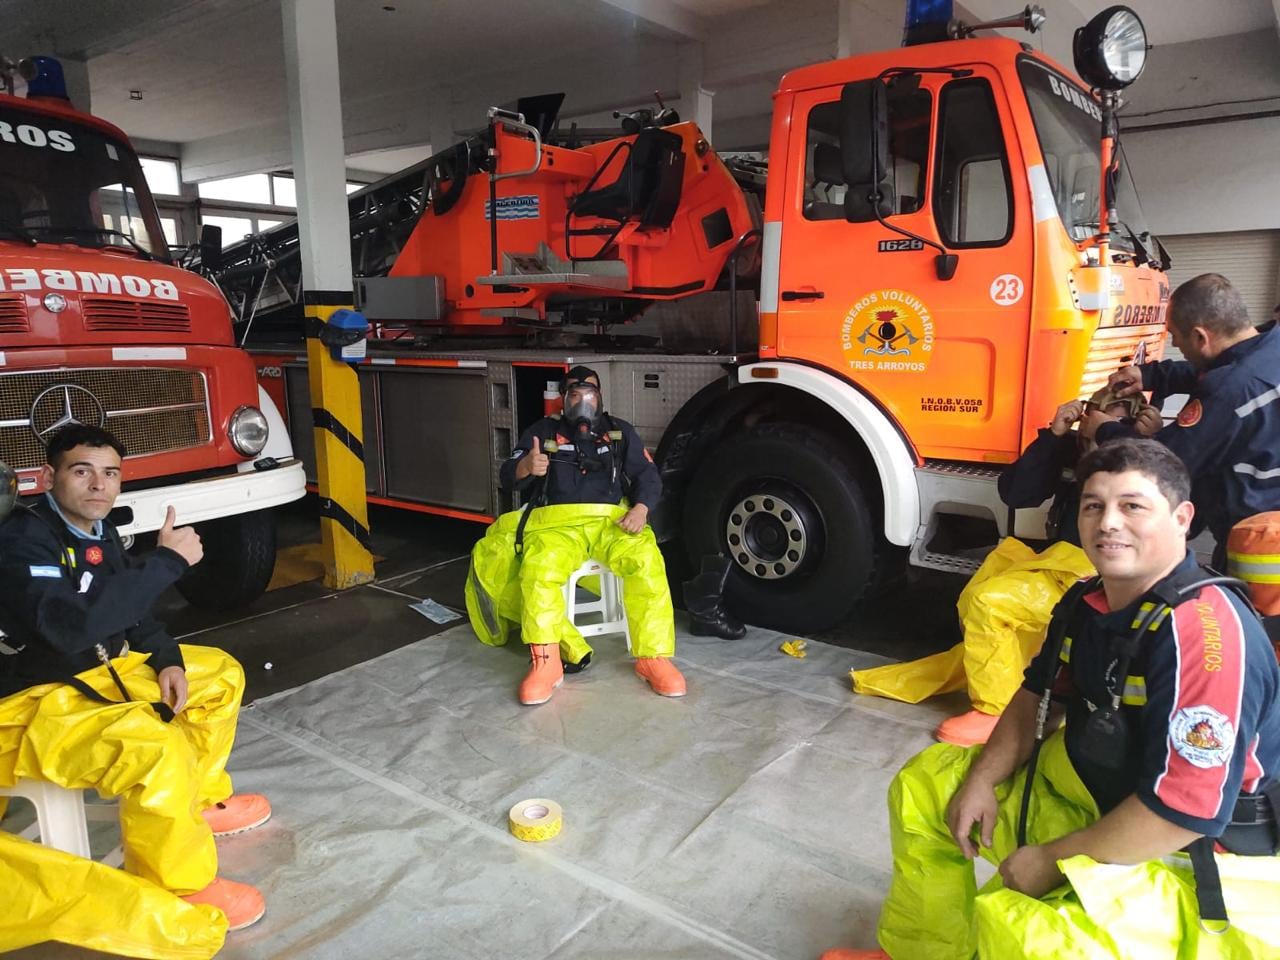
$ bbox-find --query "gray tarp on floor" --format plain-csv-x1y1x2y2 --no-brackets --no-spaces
18,622,966,959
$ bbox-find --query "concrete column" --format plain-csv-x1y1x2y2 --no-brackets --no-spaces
837,0,858,59
427,87,455,157
60,58,91,114
282,0,374,589
678,43,714,142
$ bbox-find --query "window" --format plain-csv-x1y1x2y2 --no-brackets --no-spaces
200,214,254,248
140,157,181,196
802,81,931,222
198,174,271,204
933,79,1012,246
271,175,296,208
1017,58,1155,260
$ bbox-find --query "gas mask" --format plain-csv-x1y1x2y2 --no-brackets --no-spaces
562,383,602,431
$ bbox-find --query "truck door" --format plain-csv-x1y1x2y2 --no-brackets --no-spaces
775,67,1032,462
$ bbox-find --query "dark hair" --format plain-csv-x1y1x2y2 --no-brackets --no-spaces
1075,438,1190,507
560,364,601,394
45,425,126,467
1169,273,1252,338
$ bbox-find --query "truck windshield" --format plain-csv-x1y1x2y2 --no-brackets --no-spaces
0,104,168,259
1016,58,1157,263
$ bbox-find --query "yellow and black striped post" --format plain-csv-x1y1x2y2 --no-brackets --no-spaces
304,291,374,589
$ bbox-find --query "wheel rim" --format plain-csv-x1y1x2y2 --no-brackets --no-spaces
723,488,815,580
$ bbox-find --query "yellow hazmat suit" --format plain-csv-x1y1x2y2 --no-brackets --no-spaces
0,644,245,958
852,539,1094,714
465,502,675,663
877,731,1280,959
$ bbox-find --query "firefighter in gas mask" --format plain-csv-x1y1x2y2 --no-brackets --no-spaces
467,366,685,705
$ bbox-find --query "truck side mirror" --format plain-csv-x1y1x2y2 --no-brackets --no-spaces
199,224,223,271
840,79,895,222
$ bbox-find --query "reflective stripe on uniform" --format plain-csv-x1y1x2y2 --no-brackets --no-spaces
1227,551,1280,584
1235,385,1280,418
1233,463,1280,480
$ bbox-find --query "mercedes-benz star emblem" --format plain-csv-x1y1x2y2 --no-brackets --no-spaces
29,384,108,442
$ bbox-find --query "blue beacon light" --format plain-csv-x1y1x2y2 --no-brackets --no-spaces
20,56,70,100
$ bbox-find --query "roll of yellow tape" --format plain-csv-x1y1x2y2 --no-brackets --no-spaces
508,798,563,842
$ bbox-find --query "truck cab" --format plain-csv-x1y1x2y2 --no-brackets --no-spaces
0,61,304,609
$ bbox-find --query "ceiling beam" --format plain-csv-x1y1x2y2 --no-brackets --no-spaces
596,0,710,41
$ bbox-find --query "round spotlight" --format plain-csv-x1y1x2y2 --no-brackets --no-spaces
1073,6,1148,90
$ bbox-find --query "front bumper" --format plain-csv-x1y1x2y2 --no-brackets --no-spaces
113,458,306,535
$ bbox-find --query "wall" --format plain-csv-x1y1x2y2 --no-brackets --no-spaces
1121,29,1280,236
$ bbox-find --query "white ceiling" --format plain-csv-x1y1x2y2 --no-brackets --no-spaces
4,0,1277,179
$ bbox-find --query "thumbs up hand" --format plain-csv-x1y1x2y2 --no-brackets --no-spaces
157,506,203,566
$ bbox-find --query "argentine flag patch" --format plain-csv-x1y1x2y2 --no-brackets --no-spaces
28,565,61,578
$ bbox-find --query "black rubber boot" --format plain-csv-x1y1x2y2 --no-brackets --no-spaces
683,555,747,639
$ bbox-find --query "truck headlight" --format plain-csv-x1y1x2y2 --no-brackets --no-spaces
1073,6,1147,90
228,405,269,457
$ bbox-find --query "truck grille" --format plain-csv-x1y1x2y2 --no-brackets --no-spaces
0,294,28,333
1079,322,1166,398
0,367,210,470
82,298,191,332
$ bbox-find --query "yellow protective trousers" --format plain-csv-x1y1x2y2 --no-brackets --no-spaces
853,539,1093,714
0,644,245,958
465,502,675,662
878,731,1280,960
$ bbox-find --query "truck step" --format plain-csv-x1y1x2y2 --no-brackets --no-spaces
911,548,986,576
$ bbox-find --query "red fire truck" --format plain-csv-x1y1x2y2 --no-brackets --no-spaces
0,57,304,609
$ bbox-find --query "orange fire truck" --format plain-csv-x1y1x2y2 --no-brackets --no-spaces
0,57,305,609
238,5,1166,632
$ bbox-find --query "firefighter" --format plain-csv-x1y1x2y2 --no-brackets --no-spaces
485,366,685,705
1096,273,1280,567
0,425,268,952
824,440,1280,960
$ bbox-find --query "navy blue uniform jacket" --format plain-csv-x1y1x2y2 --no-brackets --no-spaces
0,498,189,698
1024,553,1280,836
500,415,662,511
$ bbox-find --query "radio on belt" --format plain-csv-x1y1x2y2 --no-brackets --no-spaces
319,308,369,363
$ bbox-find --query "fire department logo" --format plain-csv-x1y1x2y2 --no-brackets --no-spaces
1176,399,1203,428
29,384,107,442
841,289,935,373
1170,705,1233,768
85,546,103,566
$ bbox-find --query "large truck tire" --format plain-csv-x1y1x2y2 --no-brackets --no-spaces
682,423,876,633
176,508,278,612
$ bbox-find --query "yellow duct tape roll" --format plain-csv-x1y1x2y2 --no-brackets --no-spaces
508,798,563,842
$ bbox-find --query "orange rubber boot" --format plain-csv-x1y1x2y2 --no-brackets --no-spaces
819,950,890,960
935,709,1001,747
182,877,266,931
634,658,687,697
203,794,272,837
519,644,563,705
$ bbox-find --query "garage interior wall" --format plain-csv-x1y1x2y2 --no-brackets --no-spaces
1159,231,1280,326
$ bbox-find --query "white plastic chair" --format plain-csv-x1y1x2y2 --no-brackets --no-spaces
0,778,122,864
563,559,630,648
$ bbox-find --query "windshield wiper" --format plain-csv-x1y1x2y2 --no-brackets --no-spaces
0,217,38,246
1077,219,1154,266
25,224,156,260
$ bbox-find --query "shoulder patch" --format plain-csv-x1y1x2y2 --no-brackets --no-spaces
1176,399,1203,427
1170,705,1234,768
28,565,61,578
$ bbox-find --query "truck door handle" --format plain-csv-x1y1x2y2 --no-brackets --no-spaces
781,289,825,301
